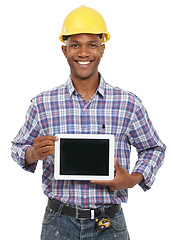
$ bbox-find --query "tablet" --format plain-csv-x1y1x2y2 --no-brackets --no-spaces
54,134,115,180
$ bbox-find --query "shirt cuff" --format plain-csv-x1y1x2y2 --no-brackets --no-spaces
132,162,155,192
12,144,38,173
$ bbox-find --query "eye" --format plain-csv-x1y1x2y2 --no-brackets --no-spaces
90,44,97,48
71,44,79,48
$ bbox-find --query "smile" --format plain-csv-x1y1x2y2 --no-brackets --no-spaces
74,60,93,66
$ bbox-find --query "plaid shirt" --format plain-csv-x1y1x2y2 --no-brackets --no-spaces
11,74,166,208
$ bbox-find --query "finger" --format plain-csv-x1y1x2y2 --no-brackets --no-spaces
90,180,113,186
36,146,55,155
35,135,59,142
39,150,55,160
35,139,56,148
90,180,116,191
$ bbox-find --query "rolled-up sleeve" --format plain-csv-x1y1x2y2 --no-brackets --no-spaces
11,102,42,173
128,101,166,191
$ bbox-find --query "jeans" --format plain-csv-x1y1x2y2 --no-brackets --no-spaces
41,205,130,240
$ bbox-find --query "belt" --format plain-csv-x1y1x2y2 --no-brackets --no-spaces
48,198,121,220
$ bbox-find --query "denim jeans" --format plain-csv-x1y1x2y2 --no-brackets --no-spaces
41,205,130,240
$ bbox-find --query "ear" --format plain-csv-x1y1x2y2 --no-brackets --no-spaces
61,45,67,58
101,44,105,58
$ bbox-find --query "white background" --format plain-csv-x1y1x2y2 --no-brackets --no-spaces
0,0,172,239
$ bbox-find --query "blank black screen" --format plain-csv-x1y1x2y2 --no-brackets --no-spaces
60,138,109,176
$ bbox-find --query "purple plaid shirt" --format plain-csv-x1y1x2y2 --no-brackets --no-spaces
11,74,166,208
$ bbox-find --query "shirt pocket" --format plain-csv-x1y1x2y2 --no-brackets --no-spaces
98,123,117,135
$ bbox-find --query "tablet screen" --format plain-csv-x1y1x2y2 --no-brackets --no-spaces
60,138,109,175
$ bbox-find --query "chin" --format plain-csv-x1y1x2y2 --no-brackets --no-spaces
73,70,97,81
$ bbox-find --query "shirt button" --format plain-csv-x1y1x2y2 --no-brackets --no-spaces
84,129,88,133
83,195,87,199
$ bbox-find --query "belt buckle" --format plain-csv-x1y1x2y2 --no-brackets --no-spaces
75,207,95,220
75,207,85,220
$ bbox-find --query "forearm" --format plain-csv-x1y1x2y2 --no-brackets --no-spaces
25,146,39,165
132,148,166,191
11,143,38,173
129,172,144,188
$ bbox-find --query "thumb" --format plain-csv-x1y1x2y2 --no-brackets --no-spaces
114,158,123,172
114,157,117,166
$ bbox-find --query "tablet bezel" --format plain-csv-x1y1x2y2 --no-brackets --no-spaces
54,134,115,180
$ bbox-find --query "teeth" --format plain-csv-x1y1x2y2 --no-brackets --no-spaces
77,61,90,65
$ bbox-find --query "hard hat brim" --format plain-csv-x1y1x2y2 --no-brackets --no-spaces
59,32,110,44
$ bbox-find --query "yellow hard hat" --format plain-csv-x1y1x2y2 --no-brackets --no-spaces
59,5,110,43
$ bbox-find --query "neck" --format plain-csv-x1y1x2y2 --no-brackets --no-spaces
71,72,100,103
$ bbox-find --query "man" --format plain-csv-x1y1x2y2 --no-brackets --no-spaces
11,5,166,240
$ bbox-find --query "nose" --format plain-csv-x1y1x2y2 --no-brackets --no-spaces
77,46,90,58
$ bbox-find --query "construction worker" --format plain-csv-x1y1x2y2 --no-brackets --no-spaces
11,6,166,240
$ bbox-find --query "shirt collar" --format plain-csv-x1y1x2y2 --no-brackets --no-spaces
97,74,105,98
66,73,105,100
66,76,76,97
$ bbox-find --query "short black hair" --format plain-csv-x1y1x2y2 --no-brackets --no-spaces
62,33,103,42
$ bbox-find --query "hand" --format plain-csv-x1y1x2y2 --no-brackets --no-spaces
25,136,59,165
33,135,59,160
91,158,144,191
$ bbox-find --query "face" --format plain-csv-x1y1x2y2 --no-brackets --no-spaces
62,34,105,81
